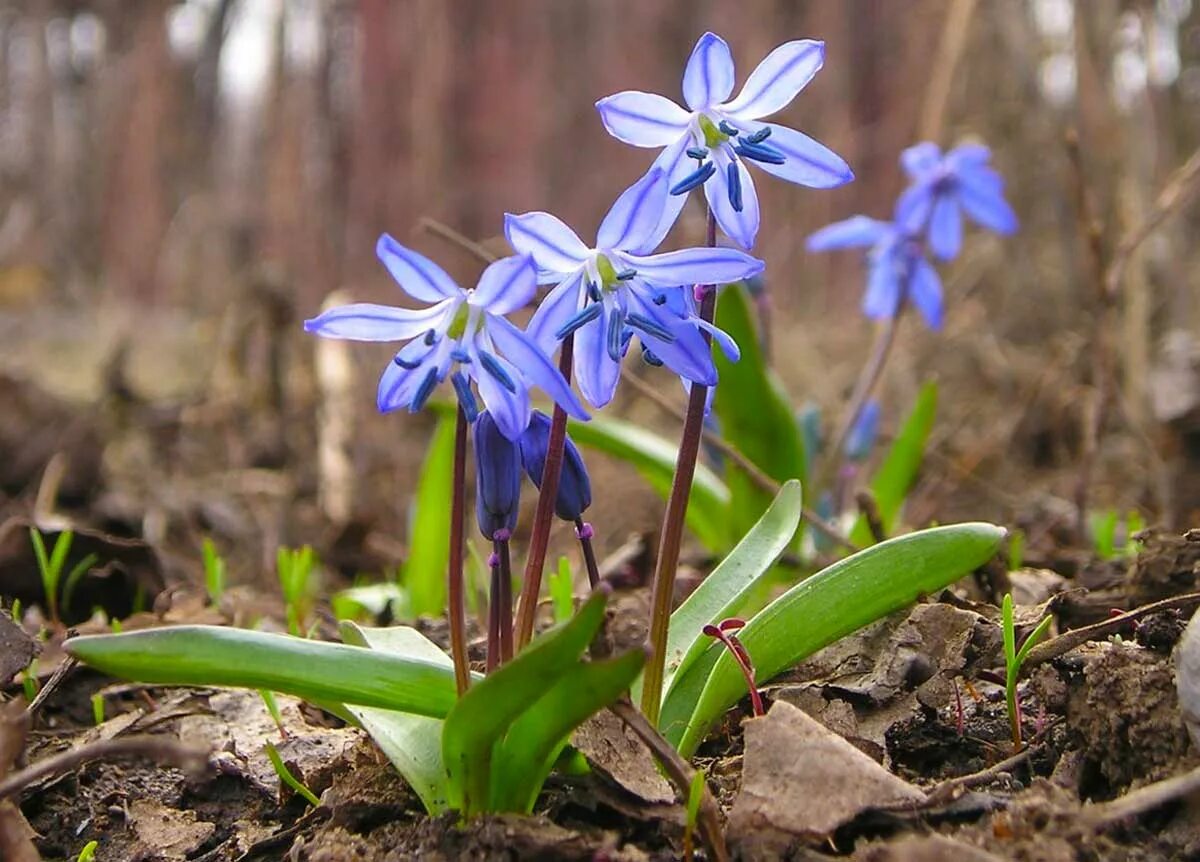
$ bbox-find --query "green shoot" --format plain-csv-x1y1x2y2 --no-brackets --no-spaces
30,528,96,625
1001,593,1054,751
682,768,706,861
21,659,39,702
110,617,123,633
91,692,105,726
1007,528,1025,572
264,742,320,806
549,556,574,625
1091,509,1119,560
77,840,99,862
10,598,21,621
260,690,287,738
202,538,227,603
276,546,318,636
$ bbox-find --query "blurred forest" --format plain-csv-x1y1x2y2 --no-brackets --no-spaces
1,0,1199,566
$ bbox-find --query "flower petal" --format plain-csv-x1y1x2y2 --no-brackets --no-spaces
626,288,717,385
470,349,531,441
595,91,691,147
694,315,741,362
596,168,668,252
682,32,736,111
486,315,590,421
638,135,694,254
947,143,991,168
862,249,902,320
573,303,622,409
900,142,942,178
907,256,944,330
376,234,461,302
376,338,448,412
722,39,824,120
704,148,760,250
504,212,590,280
958,178,1018,234
927,193,962,260
526,272,586,355
304,300,452,342
618,243,763,287
895,177,937,235
746,122,853,189
806,215,892,251
470,253,537,314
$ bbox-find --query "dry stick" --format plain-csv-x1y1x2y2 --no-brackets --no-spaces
1085,762,1200,828
0,736,208,801
514,336,576,650
926,744,1039,804
642,212,718,727
448,407,471,694
26,656,77,715
608,699,729,862
417,216,498,265
917,0,978,142
618,368,858,552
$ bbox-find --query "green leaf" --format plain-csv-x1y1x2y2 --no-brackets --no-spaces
549,557,574,626
405,416,457,615
65,625,460,717
567,415,730,553
442,590,609,814
340,622,453,814
1090,509,1118,560
672,522,1005,755
850,381,937,545
714,284,806,540
649,479,802,706
488,648,645,812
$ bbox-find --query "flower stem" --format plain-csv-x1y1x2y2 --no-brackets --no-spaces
514,334,576,651
575,519,600,589
448,406,470,694
641,210,717,727
495,537,513,665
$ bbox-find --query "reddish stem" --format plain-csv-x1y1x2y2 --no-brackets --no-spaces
575,519,600,589
448,406,470,694
702,619,764,717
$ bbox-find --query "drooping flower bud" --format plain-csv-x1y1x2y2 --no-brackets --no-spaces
474,411,522,540
519,410,591,521
843,400,881,463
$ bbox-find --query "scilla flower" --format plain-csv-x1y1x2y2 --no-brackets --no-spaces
519,410,591,522
505,168,761,408
895,142,1018,260
474,410,522,540
806,216,944,330
304,237,588,440
596,32,853,249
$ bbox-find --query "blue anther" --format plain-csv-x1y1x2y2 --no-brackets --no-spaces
652,292,668,305
686,146,709,160
409,367,440,412
727,162,743,212
620,328,633,351
606,311,624,363
478,351,516,393
615,268,637,281
734,141,785,165
451,346,471,363
718,120,740,136
669,160,717,195
393,352,424,370
746,127,772,144
641,346,664,367
585,281,602,303
554,302,603,340
423,329,438,346
451,371,479,422
627,312,676,343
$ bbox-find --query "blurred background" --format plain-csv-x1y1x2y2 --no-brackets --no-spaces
0,0,1198,590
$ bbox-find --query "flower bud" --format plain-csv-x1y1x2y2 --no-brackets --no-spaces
519,410,592,521
843,400,880,463
474,411,522,540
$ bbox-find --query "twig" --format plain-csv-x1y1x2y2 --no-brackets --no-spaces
26,656,77,716
416,217,498,265
918,0,979,141
926,744,1039,803
1085,763,1200,827
855,491,886,544
0,736,207,801
608,699,729,862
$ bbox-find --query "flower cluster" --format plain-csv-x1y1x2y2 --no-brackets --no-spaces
806,142,1017,329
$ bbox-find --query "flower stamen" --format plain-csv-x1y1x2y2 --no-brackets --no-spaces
554,302,603,340
478,351,516,393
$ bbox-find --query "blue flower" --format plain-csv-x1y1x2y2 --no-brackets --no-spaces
474,410,523,540
519,410,591,522
595,32,853,250
304,237,589,440
505,168,761,408
806,216,944,330
843,399,880,462
895,142,1018,260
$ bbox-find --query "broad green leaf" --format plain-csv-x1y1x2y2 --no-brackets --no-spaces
340,622,452,814
65,625,460,717
442,590,608,814
405,416,456,615
567,415,730,552
488,648,645,812
647,479,802,706
673,522,1005,755
714,284,806,542
850,381,937,545
332,582,410,622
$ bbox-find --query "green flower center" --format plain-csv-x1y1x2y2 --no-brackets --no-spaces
595,254,620,289
697,114,728,149
446,302,472,339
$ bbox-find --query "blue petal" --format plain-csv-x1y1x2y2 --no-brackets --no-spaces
471,253,537,314
304,300,452,342
376,338,448,412
503,212,590,280
694,315,741,362
485,315,590,421
594,90,691,147
746,123,853,189
958,178,1018,235
625,289,717,385
722,40,824,120
907,256,944,330
862,251,902,320
638,136,694,254
927,193,962,260
596,168,668,252
470,349,530,441
682,32,736,111
806,215,892,252
375,235,461,302
900,142,942,179
526,271,586,355
895,177,937,235
573,303,622,409
704,149,760,250
618,244,764,287
947,143,991,168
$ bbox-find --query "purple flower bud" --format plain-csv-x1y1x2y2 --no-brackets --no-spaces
843,400,881,462
519,410,592,521
474,411,522,540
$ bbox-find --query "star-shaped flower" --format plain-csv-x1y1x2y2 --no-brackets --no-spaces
304,238,588,440
895,142,1018,260
505,168,762,408
596,32,854,250
806,215,944,330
